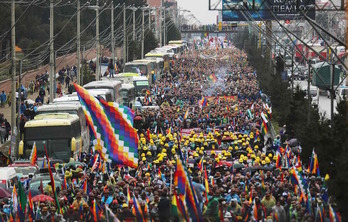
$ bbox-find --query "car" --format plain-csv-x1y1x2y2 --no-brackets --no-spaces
28,169,62,196
8,162,38,181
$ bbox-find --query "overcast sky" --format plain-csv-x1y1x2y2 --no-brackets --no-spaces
176,0,218,25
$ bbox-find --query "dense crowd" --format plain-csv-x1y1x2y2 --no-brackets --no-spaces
0,43,341,222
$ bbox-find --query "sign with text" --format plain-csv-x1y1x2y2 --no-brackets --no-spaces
222,0,315,21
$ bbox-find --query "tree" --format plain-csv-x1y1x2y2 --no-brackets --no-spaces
166,17,181,43
144,28,158,55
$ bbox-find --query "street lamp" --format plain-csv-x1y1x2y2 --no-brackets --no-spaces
88,1,100,80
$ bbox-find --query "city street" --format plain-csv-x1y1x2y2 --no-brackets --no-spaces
294,80,337,119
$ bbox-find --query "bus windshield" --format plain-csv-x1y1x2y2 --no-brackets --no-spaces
125,65,147,75
25,139,71,162
24,125,75,162
120,90,129,98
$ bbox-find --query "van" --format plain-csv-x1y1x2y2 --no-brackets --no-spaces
304,86,319,107
0,167,18,191
336,86,348,103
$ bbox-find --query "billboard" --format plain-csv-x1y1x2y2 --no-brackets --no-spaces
222,0,315,21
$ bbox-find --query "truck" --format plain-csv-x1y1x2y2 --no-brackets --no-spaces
311,62,341,90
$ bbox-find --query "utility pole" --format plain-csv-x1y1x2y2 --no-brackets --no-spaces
155,9,158,41
148,8,151,31
123,4,126,65
77,0,81,85
330,63,335,126
81,45,85,85
159,7,162,46
307,63,311,125
49,0,55,103
163,8,166,45
95,0,100,80
10,0,16,153
265,21,272,69
141,8,145,59
111,0,115,65
291,52,294,92
17,60,22,132
132,7,136,41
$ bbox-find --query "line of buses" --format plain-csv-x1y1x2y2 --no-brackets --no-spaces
15,40,187,164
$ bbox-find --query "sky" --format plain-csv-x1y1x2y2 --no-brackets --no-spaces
176,0,218,25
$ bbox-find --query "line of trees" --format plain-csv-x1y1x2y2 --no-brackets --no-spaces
234,28,348,219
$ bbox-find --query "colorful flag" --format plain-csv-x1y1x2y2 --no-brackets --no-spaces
174,158,202,221
252,199,258,220
76,82,139,167
184,108,189,119
329,204,341,222
29,143,37,165
132,196,145,221
204,167,209,204
74,84,116,163
28,190,34,222
276,149,282,169
99,98,139,168
261,120,268,135
10,184,17,217
309,149,320,176
198,97,208,108
127,186,131,204
316,204,324,222
92,200,99,222
198,157,203,172
172,190,189,221
290,167,307,194
158,168,163,179
208,74,217,83
83,180,90,194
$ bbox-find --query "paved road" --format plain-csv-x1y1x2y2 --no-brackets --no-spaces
293,80,337,119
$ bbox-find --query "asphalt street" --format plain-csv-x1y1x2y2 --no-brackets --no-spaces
293,80,337,119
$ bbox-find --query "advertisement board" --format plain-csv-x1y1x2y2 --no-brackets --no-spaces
222,0,315,21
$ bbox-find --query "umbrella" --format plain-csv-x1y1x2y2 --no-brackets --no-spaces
0,187,11,198
32,194,54,202
64,161,86,170
288,138,299,147
233,163,246,169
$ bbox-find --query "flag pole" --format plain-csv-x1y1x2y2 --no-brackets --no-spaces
169,168,173,197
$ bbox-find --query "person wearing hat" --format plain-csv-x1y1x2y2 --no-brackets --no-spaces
118,203,134,221
71,193,88,212
261,191,276,216
40,206,50,220
229,198,242,218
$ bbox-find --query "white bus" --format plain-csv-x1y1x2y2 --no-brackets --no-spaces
83,80,122,104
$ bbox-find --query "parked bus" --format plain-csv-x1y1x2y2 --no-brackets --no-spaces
18,113,88,162
144,57,164,78
145,52,170,73
37,103,90,148
120,83,136,109
106,72,140,84
133,76,150,96
83,80,122,104
124,60,156,84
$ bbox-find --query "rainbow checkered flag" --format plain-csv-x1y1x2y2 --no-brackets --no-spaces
74,83,138,168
